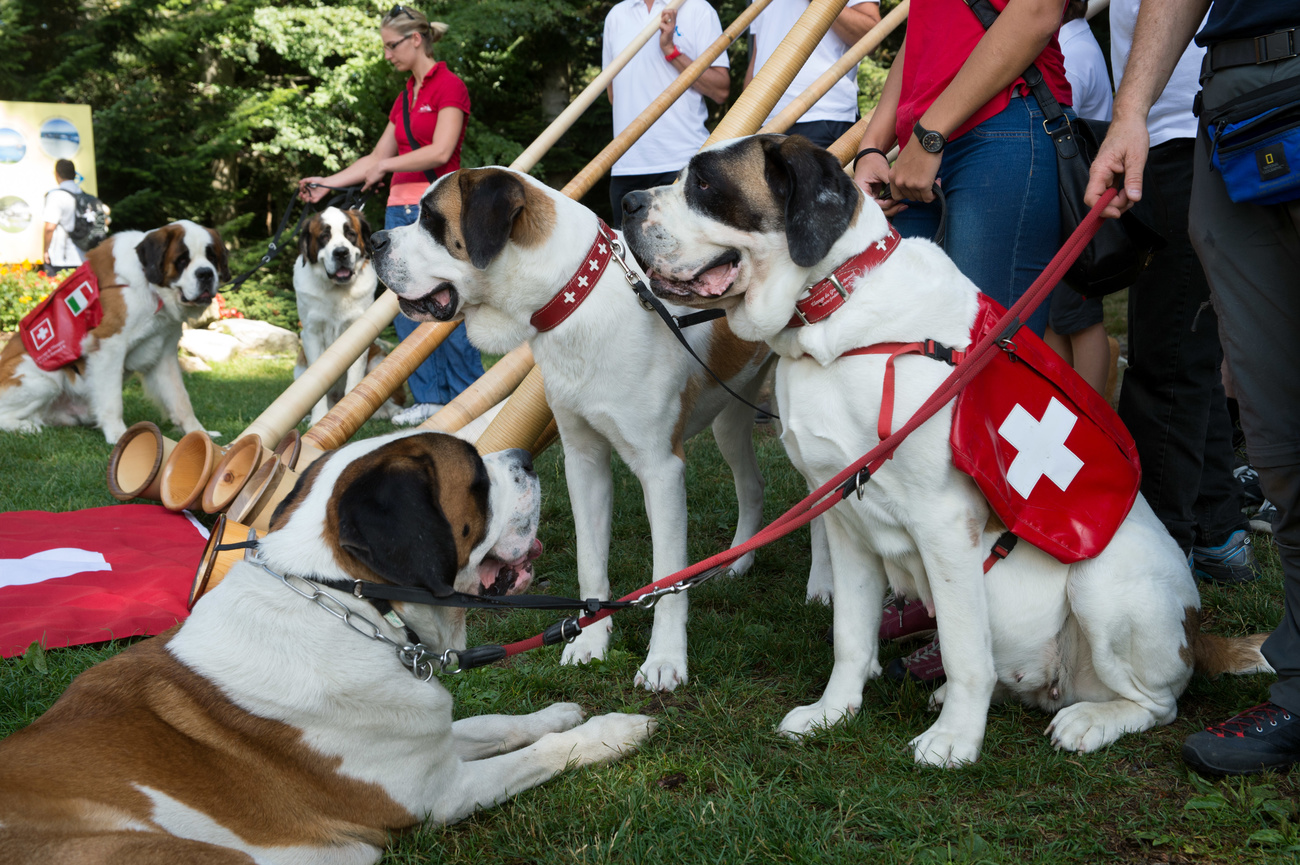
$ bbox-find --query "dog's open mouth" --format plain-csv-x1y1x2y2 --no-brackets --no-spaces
328,267,354,283
647,250,740,299
398,282,459,322
478,538,543,596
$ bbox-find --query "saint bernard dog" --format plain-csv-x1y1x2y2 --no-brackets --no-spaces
620,134,1271,766
0,220,227,444
0,430,655,864
366,166,814,693
292,206,403,425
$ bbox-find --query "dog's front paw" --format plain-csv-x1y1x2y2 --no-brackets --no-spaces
805,570,833,605
777,700,858,739
1047,702,1146,753
726,551,756,577
635,653,687,692
563,713,658,766
560,621,612,666
101,423,128,444
910,723,981,768
535,702,587,734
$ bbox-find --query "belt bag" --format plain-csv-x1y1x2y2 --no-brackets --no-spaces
1201,76,1300,206
962,0,1165,298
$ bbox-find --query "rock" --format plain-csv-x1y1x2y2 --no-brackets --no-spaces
179,353,212,373
209,319,299,356
179,329,241,364
184,297,223,329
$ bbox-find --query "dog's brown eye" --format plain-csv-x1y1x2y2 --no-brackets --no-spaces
698,178,709,190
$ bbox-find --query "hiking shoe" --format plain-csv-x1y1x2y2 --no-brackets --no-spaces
885,638,945,684
1192,530,1261,583
391,402,444,427
1182,702,1300,776
879,598,937,641
1250,500,1278,536
1234,464,1265,511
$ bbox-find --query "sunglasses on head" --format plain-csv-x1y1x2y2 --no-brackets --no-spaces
389,5,415,20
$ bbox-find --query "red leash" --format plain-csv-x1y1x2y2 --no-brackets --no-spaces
484,189,1120,666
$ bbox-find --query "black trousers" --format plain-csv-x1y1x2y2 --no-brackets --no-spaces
1117,136,1247,552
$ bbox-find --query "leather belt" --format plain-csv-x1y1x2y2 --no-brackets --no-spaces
1206,28,1299,74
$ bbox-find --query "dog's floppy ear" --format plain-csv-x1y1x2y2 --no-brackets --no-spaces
206,228,232,283
764,135,859,267
136,225,179,286
351,210,373,256
460,169,528,270
335,455,460,596
299,215,322,265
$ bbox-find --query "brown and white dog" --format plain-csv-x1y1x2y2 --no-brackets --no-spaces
621,134,1270,765
0,429,655,863
368,166,819,693
292,207,403,425
0,220,227,444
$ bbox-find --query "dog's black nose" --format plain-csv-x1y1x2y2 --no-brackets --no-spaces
332,246,349,259
195,267,215,287
371,230,390,252
622,190,649,218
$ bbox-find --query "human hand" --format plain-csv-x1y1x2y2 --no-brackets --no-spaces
853,152,908,218
1084,115,1150,218
889,139,940,204
298,178,328,204
363,162,390,192
659,9,678,53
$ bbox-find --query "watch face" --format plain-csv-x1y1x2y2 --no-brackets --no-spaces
922,132,943,153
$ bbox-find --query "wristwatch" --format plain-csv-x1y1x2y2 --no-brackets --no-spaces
914,121,947,154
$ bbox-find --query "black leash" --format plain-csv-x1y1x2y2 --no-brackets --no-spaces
224,183,375,291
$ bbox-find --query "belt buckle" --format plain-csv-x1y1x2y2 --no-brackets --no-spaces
1255,30,1297,64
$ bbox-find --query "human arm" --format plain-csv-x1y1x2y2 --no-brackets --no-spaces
853,42,906,214
659,8,730,103
298,123,400,202
42,223,55,264
363,107,465,188
831,1,881,45
890,0,1065,202
1083,0,1209,216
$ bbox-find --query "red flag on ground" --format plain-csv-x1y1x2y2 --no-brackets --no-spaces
0,505,208,658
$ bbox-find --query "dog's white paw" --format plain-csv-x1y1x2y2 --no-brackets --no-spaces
207,430,223,439
635,654,687,692
102,423,128,444
562,713,658,766
910,723,981,768
536,702,587,734
777,700,858,738
560,621,611,666
928,684,948,711
805,571,833,605
1046,702,1136,753
726,551,756,577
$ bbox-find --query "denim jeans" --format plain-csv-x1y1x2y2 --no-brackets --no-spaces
892,94,1062,336
386,204,484,405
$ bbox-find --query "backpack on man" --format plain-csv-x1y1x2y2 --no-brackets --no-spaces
49,188,111,251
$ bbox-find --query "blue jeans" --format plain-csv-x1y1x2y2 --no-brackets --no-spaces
386,204,484,404
892,95,1063,336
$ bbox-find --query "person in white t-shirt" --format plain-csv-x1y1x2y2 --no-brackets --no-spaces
42,159,86,276
744,0,880,148
603,0,730,229
1044,0,1113,394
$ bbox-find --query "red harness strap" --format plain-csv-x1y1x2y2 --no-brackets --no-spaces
787,224,902,328
529,220,615,333
840,340,966,443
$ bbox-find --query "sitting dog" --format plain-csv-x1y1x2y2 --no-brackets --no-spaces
293,206,402,424
621,134,1270,765
0,220,227,443
0,430,655,863
368,166,818,692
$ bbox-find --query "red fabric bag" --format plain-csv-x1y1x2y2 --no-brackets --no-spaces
0,505,208,658
949,296,1141,563
18,262,103,371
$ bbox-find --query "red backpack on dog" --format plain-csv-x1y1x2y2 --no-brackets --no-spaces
18,263,104,371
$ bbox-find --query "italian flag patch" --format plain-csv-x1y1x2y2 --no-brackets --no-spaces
64,279,96,316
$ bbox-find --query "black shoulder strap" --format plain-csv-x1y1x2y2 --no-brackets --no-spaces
960,0,1078,160
401,90,440,184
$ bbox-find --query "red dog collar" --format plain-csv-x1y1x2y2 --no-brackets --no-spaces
786,224,902,328
529,220,616,333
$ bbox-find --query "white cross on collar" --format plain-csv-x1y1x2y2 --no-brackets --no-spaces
997,397,1084,499
577,275,588,288
563,291,576,303
875,238,888,251
587,258,599,271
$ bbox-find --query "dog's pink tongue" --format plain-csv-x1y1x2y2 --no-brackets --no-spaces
433,286,453,308
690,261,737,297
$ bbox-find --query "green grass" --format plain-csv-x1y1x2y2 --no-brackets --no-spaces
1,350,1296,864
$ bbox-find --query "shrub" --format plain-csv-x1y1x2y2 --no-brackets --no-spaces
0,263,73,332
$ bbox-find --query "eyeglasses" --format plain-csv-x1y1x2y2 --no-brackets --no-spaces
389,5,415,21
383,32,415,51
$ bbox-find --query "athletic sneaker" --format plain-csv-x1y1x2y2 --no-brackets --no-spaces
391,402,444,427
1192,530,1261,584
1182,702,1300,776
1234,463,1265,511
879,597,937,641
884,638,945,683
1251,500,1278,536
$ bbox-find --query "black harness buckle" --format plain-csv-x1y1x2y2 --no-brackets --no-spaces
923,340,958,365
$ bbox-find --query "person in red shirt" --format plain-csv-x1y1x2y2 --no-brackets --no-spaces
299,5,481,426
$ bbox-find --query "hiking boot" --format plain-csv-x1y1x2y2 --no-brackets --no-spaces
884,638,945,684
1192,530,1261,584
391,402,444,427
1182,702,1300,776
879,598,937,641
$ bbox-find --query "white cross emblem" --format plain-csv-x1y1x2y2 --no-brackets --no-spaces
598,242,607,254
32,318,54,350
875,238,888,251
997,397,1084,499
577,275,588,288
587,258,598,271
563,291,576,304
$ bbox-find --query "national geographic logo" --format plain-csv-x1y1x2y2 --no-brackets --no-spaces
1257,144,1290,182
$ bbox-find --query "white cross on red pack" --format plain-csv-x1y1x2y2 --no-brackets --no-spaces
997,397,1084,499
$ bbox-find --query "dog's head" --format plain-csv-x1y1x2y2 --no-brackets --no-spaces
372,167,596,352
622,135,885,338
135,220,231,306
298,207,373,286
257,431,542,648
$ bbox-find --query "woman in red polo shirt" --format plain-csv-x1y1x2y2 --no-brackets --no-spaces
299,5,481,426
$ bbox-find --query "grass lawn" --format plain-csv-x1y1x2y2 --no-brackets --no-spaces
1,337,1296,864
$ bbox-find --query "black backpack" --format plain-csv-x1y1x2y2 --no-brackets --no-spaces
51,188,111,251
